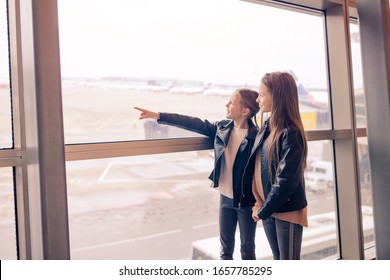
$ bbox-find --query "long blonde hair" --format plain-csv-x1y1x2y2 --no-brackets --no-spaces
261,72,307,175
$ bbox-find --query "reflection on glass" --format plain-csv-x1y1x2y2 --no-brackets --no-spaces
58,0,330,144
0,1,13,148
0,168,17,259
350,23,366,128
303,140,338,259
357,137,375,250
350,22,375,252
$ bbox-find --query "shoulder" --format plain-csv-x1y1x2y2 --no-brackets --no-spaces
281,124,299,134
280,124,304,144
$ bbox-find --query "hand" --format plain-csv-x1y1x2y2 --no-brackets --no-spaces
134,107,160,120
252,207,260,222
252,212,260,222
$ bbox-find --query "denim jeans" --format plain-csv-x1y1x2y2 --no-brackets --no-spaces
219,194,257,260
262,216,303,260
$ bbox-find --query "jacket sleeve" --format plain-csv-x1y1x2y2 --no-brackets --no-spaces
258,128,304,220
157,112,218,138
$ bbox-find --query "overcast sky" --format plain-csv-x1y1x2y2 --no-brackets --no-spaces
1,0,363,88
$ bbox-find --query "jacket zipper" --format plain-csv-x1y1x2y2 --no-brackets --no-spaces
214,132,226,184
239,136,254,207
240,130,264,207
239,149,252,207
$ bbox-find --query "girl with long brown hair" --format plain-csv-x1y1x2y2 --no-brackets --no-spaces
248,71,308,259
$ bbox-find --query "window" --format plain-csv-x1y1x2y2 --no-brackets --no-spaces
67,152,216,259
0,167,17,259
350,23,366,129
58,0,330,144
1,0,376,261
67,142,340,260
0,0,17,260
57,0,338,260
57,0,337,259
303,141,338,259
0,0,12,149
350,22,374,253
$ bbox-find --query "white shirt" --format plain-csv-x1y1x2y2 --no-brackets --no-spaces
218,126,248,198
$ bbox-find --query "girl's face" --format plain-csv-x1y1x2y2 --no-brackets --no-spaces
225,90,246,120
257,83,273,113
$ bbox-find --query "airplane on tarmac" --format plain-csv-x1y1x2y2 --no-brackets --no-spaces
287,70,329,109
63,71,328,108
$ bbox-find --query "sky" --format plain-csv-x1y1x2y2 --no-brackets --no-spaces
57,0,330,88
1,0,363,89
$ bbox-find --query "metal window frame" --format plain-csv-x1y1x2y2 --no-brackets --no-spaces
7,0,69,260
2,0,374,259
357,0,390,260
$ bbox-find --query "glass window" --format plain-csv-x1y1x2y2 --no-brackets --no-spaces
356,137,374,248
66,152,216,259
0,0,13,149
350,22,374,253
66,142,339,260
350,23,366,128
58,0,330,144
0,167,17,259
302,140,338,259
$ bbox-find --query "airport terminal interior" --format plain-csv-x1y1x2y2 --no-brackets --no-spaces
0,0,389,260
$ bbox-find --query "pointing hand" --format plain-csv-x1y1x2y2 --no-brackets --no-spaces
134,107,160,120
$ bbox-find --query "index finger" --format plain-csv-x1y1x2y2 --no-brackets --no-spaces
133,106,146,112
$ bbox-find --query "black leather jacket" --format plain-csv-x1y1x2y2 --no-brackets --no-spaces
158,112,258,207
244,120,308,220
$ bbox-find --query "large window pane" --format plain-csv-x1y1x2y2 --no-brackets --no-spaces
0,167,17,259
67,142,340,260
302,141,338,259
357,137,375,249
0,0,12,149
67,152,216,259
58,0,330,144
350,23,366,128
350,22,375,253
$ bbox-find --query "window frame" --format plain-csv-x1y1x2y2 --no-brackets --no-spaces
2,0,371,259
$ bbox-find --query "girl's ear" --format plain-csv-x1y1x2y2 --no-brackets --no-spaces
242,107,250,117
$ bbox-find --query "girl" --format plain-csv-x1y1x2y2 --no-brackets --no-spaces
134,88,259,260
250,72,308,260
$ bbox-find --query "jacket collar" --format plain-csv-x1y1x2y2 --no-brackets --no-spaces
218,119,258,143
251,119,270,156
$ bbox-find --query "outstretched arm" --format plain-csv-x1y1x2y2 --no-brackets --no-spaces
135,107,218,139
134,107,160,120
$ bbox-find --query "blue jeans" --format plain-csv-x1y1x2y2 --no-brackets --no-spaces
219,194,257,260
262,216,303,260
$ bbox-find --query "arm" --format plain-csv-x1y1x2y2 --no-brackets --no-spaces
251,167,262,222
258,128,304,220
134,107,218,138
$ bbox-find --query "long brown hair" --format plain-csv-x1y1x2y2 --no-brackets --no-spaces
261,72,307,175
237,88,260,128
